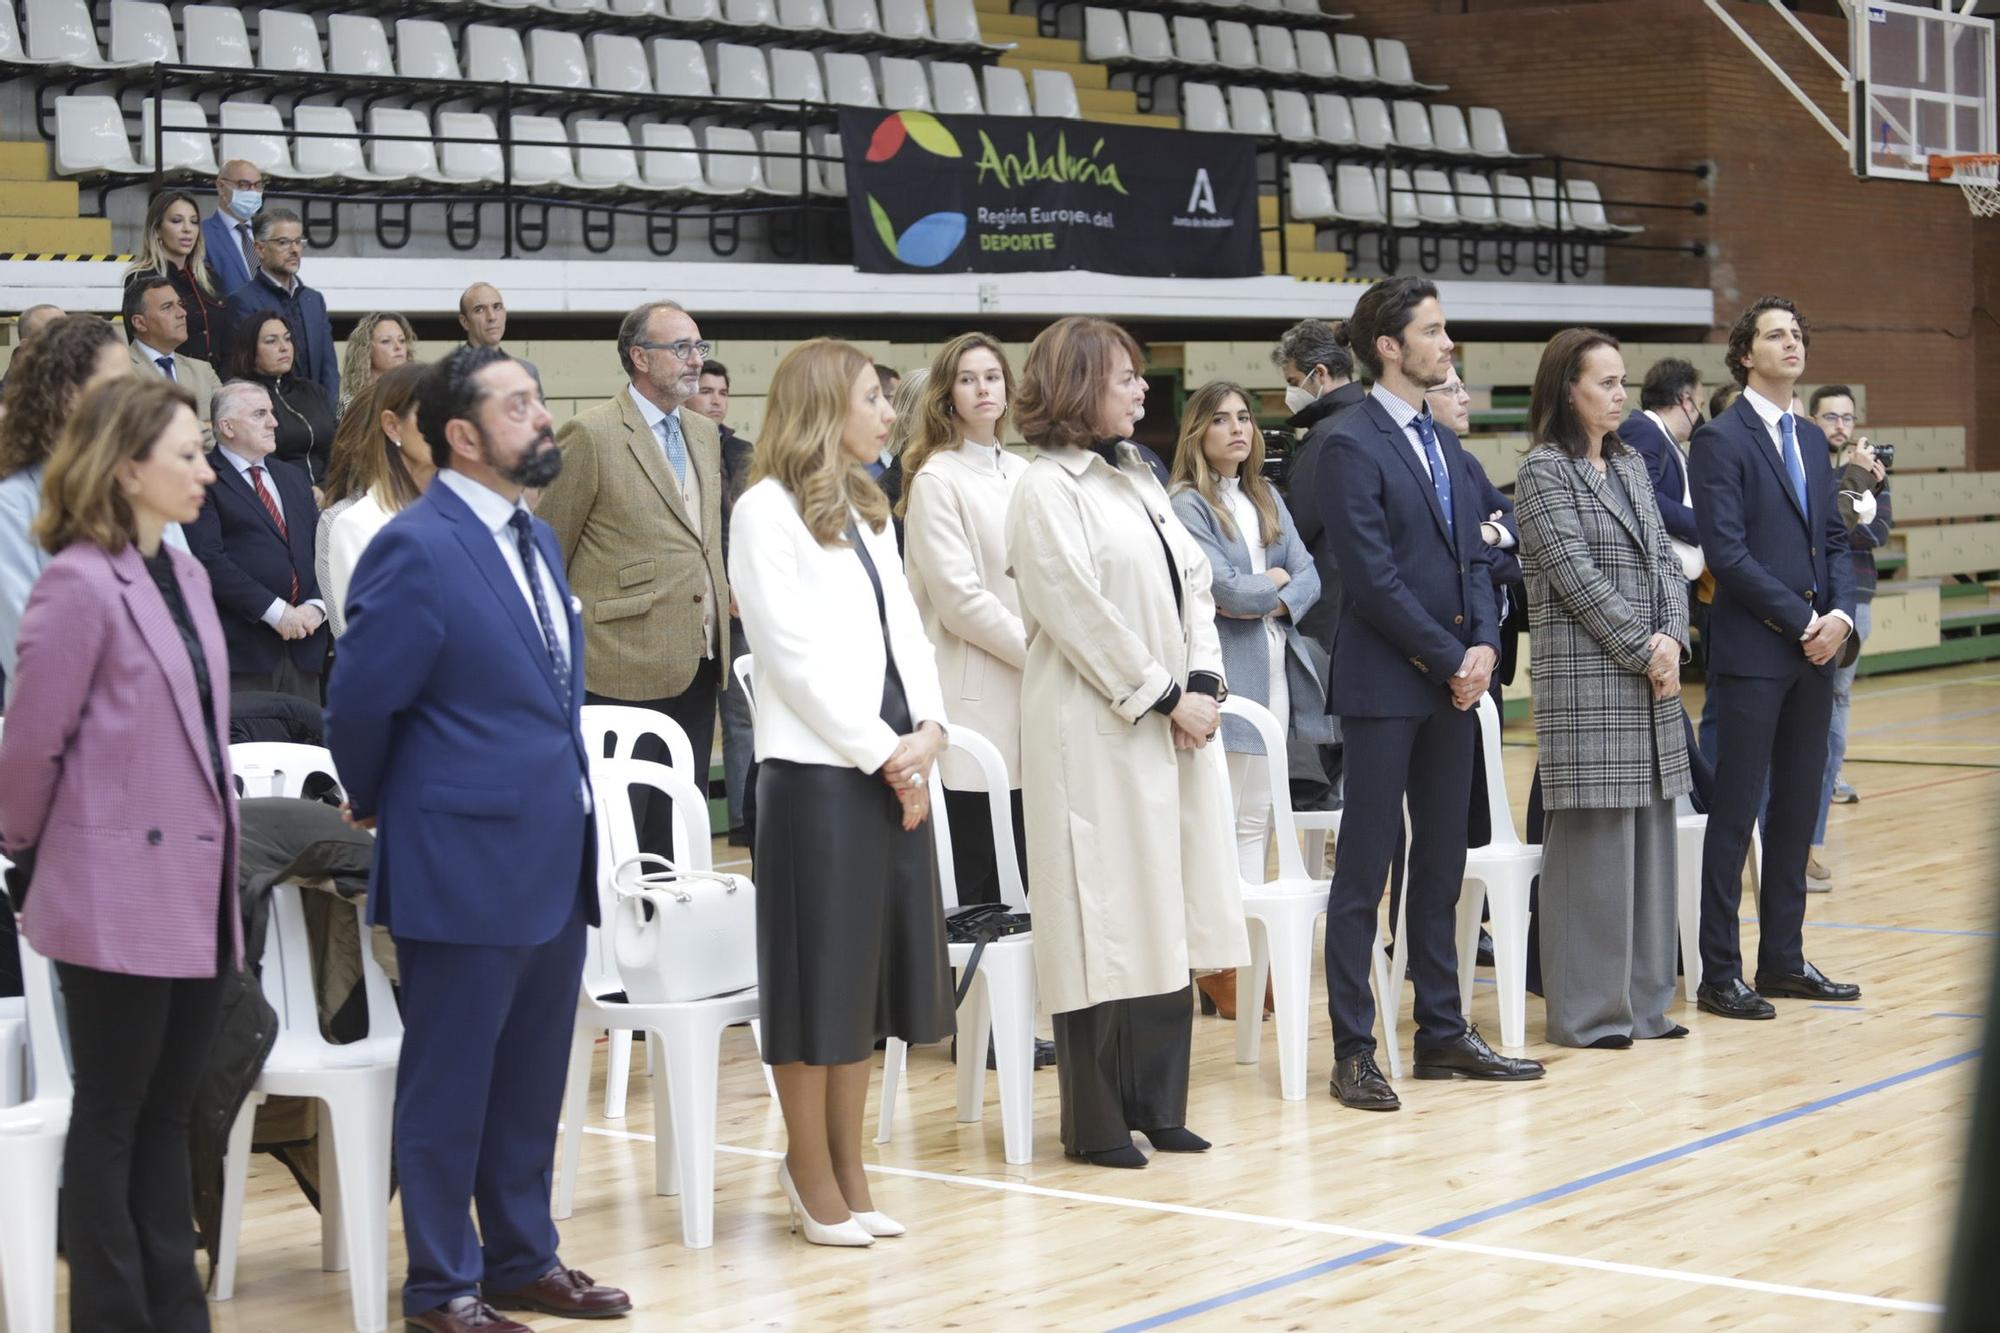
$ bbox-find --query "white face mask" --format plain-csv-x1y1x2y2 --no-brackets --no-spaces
1284,373,1321,416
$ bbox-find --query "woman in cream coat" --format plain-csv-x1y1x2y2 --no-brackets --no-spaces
1006,316,1245,1169
899,332,1028,907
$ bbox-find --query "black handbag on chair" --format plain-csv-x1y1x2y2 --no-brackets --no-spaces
943,902,1030,1007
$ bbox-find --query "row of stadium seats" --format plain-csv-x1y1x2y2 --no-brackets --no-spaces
1183,86,1515,157
1287,162,1642,236
1083,12,1437,95
0,0,996,74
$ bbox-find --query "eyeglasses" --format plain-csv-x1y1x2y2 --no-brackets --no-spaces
1425,383,1470,400
261,236,305,250
634,338,712,362
221,176,263,189
1817,412,1857,426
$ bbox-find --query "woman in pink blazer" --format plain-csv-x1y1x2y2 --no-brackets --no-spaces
0,375,238,1333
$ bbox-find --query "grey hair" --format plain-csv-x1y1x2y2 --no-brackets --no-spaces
615,299,688,380
1271,318,1352,382
211,379,270,425
251,207,302,242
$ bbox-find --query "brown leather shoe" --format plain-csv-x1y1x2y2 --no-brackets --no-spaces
1196,971,1238,1020
405,1296,531,1333
486,1266,633,1320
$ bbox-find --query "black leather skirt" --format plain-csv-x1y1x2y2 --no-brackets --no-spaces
752,754,955,1067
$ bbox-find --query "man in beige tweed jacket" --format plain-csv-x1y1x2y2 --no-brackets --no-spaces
537,300,732,856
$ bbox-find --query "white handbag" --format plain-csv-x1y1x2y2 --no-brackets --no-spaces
609,853,758,1005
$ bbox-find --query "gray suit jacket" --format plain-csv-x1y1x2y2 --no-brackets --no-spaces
1171,485,1334,756
1514,445,1692,812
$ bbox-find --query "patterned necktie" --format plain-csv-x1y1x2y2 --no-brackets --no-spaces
1413,411,1456,547
656,412,687,488
237,222,256,272
155,355,175,381
509,509,571,699
248,465,299,601
1778,412,1808,518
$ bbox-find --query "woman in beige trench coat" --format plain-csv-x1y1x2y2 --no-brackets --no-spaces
1006,316,1247,1168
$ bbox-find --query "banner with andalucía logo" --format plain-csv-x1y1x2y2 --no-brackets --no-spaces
838,109,1261,278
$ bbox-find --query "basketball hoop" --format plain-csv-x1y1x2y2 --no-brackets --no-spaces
1929,153,2000,217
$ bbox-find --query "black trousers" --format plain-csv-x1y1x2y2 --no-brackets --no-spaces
231,654,319,706
940,786,1027,907
1326,710,1475,1061
588,656,720,861
57,962,226,1333
1051,987,1193,1154
1700,666,1833,984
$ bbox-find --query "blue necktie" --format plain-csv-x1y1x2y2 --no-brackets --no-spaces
1414,411,1455,547
154,355,175,381
657,412,687,487
508,509,570,699
1778,412,1808,518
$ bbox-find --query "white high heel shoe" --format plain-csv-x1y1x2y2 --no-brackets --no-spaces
778,1161,874,1247
848,1210,906,1238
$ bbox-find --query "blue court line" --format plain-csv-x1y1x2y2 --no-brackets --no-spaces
1932,1012,1985,1020
1743,916,1996,939
1810,1004,1865,1012
1106,1049,1978,1333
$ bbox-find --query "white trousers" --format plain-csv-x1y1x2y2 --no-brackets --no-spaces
1226,622,1291,883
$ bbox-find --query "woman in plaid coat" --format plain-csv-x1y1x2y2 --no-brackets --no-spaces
1515,329,1693,1049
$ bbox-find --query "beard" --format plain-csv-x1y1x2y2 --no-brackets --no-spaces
488,427,563,488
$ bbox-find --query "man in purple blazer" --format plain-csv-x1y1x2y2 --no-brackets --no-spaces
328,348,631,1332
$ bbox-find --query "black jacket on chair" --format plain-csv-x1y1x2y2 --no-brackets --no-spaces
186,451,329,678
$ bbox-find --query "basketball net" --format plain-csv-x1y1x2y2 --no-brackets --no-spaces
1929,153,2000,218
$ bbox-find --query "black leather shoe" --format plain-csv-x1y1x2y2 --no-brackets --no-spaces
1754,961,1862,1002
1330,1052,1400,1111
1697,977,1776,1020
1413,1026,1545,1081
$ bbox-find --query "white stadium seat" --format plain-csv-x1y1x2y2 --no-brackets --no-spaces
830,0,882,35
1566,178,1644,234
1214,21,1256,67
1333,33,1375,83
931,62,984,115
219,101,299,177
1254,25,1298,78
1283,0,1320,13
258,10,324,74
879,56,932,112
1031,68,1081,119
1375,38,1442,91
53,94,143,174
671,0,721,18
395,19,461,81
810,125,846,193
463,26,528,84
530,29,592,88
1288,161,1335,221
825,52,880,107
1351,96,1392,149
1172,17,1217,65
1412,167,1459,225
1295,29,1337,79
1312,93,1355,146
1453,170,1500,226
1391,100,1434,151
1180,83,1228,135
933,0,991,47
612,0,668,10
1431,104,1473,156
1272,89,1314,143
982,64,1031,116
1470,105,1512,156
1334,163,1386,224
1083,8,1129,64
723,0,777,25
703,125,772,194
652,38,713,98
714,43,772,101
30,0,121,66
882,0,933,40
437,111,503,183
1226,86,1274,138
328,15,391,78
779,0,834,30
1386,167,1419,227
1530,176,1560,228
641,122,722,192
510,114,588,189
107,0,176,66
1494,172,1537,227
294,105,399,181
590,34,652,93
183,4,250,68
572,119,639,187
762,128,814,196
137,99,217,174
769,48,827,104
1127,13,1172,62
368,107,448,183
0,1,25,62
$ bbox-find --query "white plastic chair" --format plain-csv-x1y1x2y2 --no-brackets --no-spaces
640,123,725,193
1332,32,1375,83
1391,99,1434,152
553,758,761,1249
704,124,773,194
1127,12,1172,62
438,112,503,184
1254,25,1297,77
931,62,983,115
1283,0,1320,12
573,119,640,187
1179,83,1229,135
714,43,771,101
809,126,847,195
1452,696,1538,1048
368,108,448,183
1412,167,1458,226
1287,161,1335,221
109,0,177,65
1375,37,1443,91
1226,86,1274,138
769,47,826,104
1333,163,1386,225
395,18,461,81
1351,96,1392,149
1171,16,1217,66
1470,105,1512,157
1295,28,1336,79
722,0,776,25
1272,89,1314,143
671,0,722,19
1083,7,1129,62
0,936,71,1333
53,94,144,175
219,102,299,178
778,0,835,28
1529,176,1561,229
1431,104,1473,156
874,725,1037,1162
1494,173,1537,228
880,0,933,40
651,38,713,98
29,0,122,66
1566,179,1644,234
1675,797,1706,1001
529,28,591,88
933,0,993,47
510,114,587,188
259,9,325,73
1311,93,1355,148
328,15,392,77
830,0,882,34
879,56,933,112
982,64,1030,116
1213,20,1255,66
825,51,881,107
590,33,652,93
183,4,250,68
1031,68,1081,119
216,745,398,1333
296,105,402,183
138,99,218,175
1453,170,1501,228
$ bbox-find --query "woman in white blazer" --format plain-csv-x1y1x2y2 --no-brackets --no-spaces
897,332,1029,907
728,338,954,1248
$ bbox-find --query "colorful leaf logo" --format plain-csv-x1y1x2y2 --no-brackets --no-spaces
864,111,962,162
863,194,966,267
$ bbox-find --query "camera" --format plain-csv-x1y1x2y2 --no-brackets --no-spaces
1260,428,1294,489
1870,442,1895,471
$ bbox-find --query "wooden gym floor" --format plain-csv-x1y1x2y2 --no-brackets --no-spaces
129,662,1995,1330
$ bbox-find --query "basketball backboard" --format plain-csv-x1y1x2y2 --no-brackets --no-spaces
1851,1,1997,180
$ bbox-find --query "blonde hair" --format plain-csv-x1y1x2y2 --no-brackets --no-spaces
37,376,197,554
894,333,1014,518
125,191,216,298
1168,381,1277,546
749,338,890,546
885,366,930,466
1013,316,1144,453
340,312,417,411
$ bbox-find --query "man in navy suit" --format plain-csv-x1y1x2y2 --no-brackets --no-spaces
223,208,339,405
201,159,264,297
184,381,328,701
1689,296,1859,1021
1317,278,1544,1111
1617,357,1704,551
328,348,632,1332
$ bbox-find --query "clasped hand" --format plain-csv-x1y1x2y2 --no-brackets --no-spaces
1644,632,1681,701
275,604,323,641
1799,612,1851,666
882,721,947,830
1449,645,1497,710
1170,692,1219,751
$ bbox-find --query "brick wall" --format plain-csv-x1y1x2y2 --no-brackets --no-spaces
1331,0,1989,463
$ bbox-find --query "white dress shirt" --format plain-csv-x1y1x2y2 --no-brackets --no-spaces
626,384,716,658
133,338,179,378
1370,382,1438,477
1738,385,1854,635
434,469,571,669
215,443,325,628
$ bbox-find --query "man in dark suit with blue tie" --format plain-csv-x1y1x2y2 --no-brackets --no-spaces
1317,278,1545,1110
328,347,632,1332
1690,296,1860,1021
